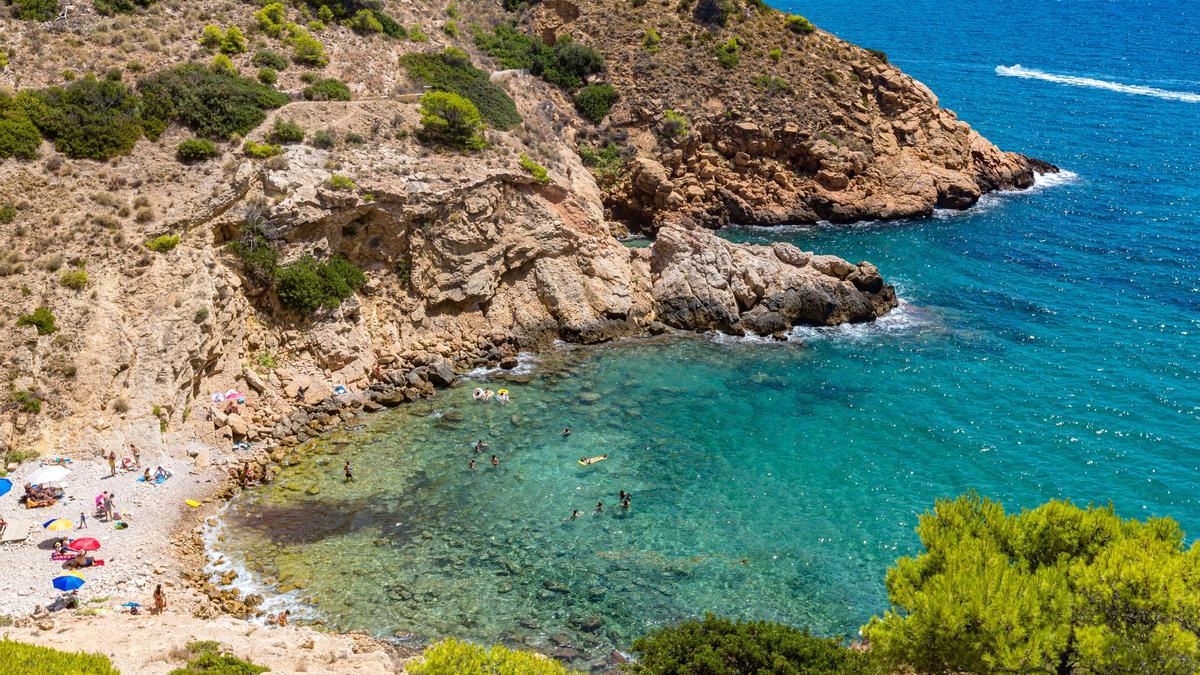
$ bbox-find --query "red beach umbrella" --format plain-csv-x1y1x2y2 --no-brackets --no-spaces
67,537,101,552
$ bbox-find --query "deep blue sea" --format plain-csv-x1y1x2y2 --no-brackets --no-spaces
210,0,1200,662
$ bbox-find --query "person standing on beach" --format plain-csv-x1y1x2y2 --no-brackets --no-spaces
153,584,166,614
343,461,354,481
78,512,87,529
130,444,140,469
107,451,116,477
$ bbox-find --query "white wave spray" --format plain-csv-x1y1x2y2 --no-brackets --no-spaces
996,65,1200,103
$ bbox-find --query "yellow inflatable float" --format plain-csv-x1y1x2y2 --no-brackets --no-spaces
578,454,608,466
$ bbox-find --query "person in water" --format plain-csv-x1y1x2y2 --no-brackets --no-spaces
343,461,354,481
595,501,604,513
570,510,580,519
468,459,476,470
561,427,571,437
491,455,500,466
474,439,487,453
622,493,632,510
619,490,627,502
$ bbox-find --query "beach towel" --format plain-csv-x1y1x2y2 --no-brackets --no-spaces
51,553,75,561
136,474,170,485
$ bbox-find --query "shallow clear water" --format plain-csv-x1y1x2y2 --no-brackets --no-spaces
211,0,1200,663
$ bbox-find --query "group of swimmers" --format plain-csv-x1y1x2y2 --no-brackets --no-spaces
570,490,633,519
471,388,511,404
467,439,502,470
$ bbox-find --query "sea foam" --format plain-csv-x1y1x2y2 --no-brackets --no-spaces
996,65,1200,103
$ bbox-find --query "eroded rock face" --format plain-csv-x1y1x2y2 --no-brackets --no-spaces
649,224,895,334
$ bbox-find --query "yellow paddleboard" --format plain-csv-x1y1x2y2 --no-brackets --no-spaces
185,500,201,507
578,454,608,466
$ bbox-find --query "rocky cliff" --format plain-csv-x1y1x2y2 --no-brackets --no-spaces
0,0,1046,463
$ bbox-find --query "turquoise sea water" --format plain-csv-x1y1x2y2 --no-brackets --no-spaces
210,0,1200,664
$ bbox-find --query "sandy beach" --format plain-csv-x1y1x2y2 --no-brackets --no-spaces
1,452,406,672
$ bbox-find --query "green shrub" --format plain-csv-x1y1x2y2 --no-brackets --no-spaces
166,640,267,675
785,14,815,34
210,54,236,75
350,8,383,34
578,142,625,188
573,83,618,123
291,30,329,66
317,4,333,23
254,2,286,37
410,638,573,675
0,639,117,672
139,64,289,140
769,46,782,61
642,28,660,52
302,78,351,101
145,234,180,252
243,140,282,158
326,173,356,191
865,494,1200,674
752,75,792,95
59,268,88,289
199,25,223,49
518,154,549,184
408,25,429,42
193,307,209,323
402,51,520,131
93,0,153,15
628,615,875,674
228,234,278,287
442,19,459,37
714,36,742,69
21,73,142,160
251,49,288,71
16,307,56,335
0,95,42,160
0,204,16,224
373,12,406,39
866,48,888,63
662,109,690,137
824,70,840,85
474,25,603,90
267,119,305,144
275,254,364,314
8,0,58,21
257,67,277,85
309,128,335,148
177,138,219,163
220,26,248,55
417,90,485,151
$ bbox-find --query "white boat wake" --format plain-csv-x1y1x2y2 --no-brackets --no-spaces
996,65,1200,103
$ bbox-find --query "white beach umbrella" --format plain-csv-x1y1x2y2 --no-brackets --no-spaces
27,465,72,485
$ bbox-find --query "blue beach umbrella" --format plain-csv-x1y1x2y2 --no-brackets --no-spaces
52,572,86,592
0,478,11,497
121,602,141,608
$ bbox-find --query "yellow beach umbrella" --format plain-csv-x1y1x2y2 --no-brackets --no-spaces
43,518,74,531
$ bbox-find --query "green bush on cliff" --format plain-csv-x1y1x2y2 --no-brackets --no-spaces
139,64,289,140
0,94,43,160
167,640,267,675
267,119,305,144
145,234,180,252
417,90,486,151
410,638,574,675
628,614,876,674
0,638,118,674
302,78,351,101
23,73,143,160
578,142,626,188
16,307,56,335
519,153,549,184
785,14,815,34
402,51,520,131
573,83,619,123
474,24,605,91
251,49,289,71
177,138,219,163
7,0,58,21
92,0,154,16
713,36,743,69
275,254,365,314
864,493,1200,674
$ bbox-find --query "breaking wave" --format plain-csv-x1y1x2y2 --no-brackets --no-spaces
996,65,1200,103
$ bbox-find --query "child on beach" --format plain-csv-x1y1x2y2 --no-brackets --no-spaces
344,461,354,481
78,512,87,529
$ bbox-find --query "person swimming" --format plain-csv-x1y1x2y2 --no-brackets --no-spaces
595,501,604,513
497,389,510,404
570,510,580,520
483,389,495,401
622,493,632,509
561,427,571,437
468,459,476,470
491,455,500,466
474,439,487,453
